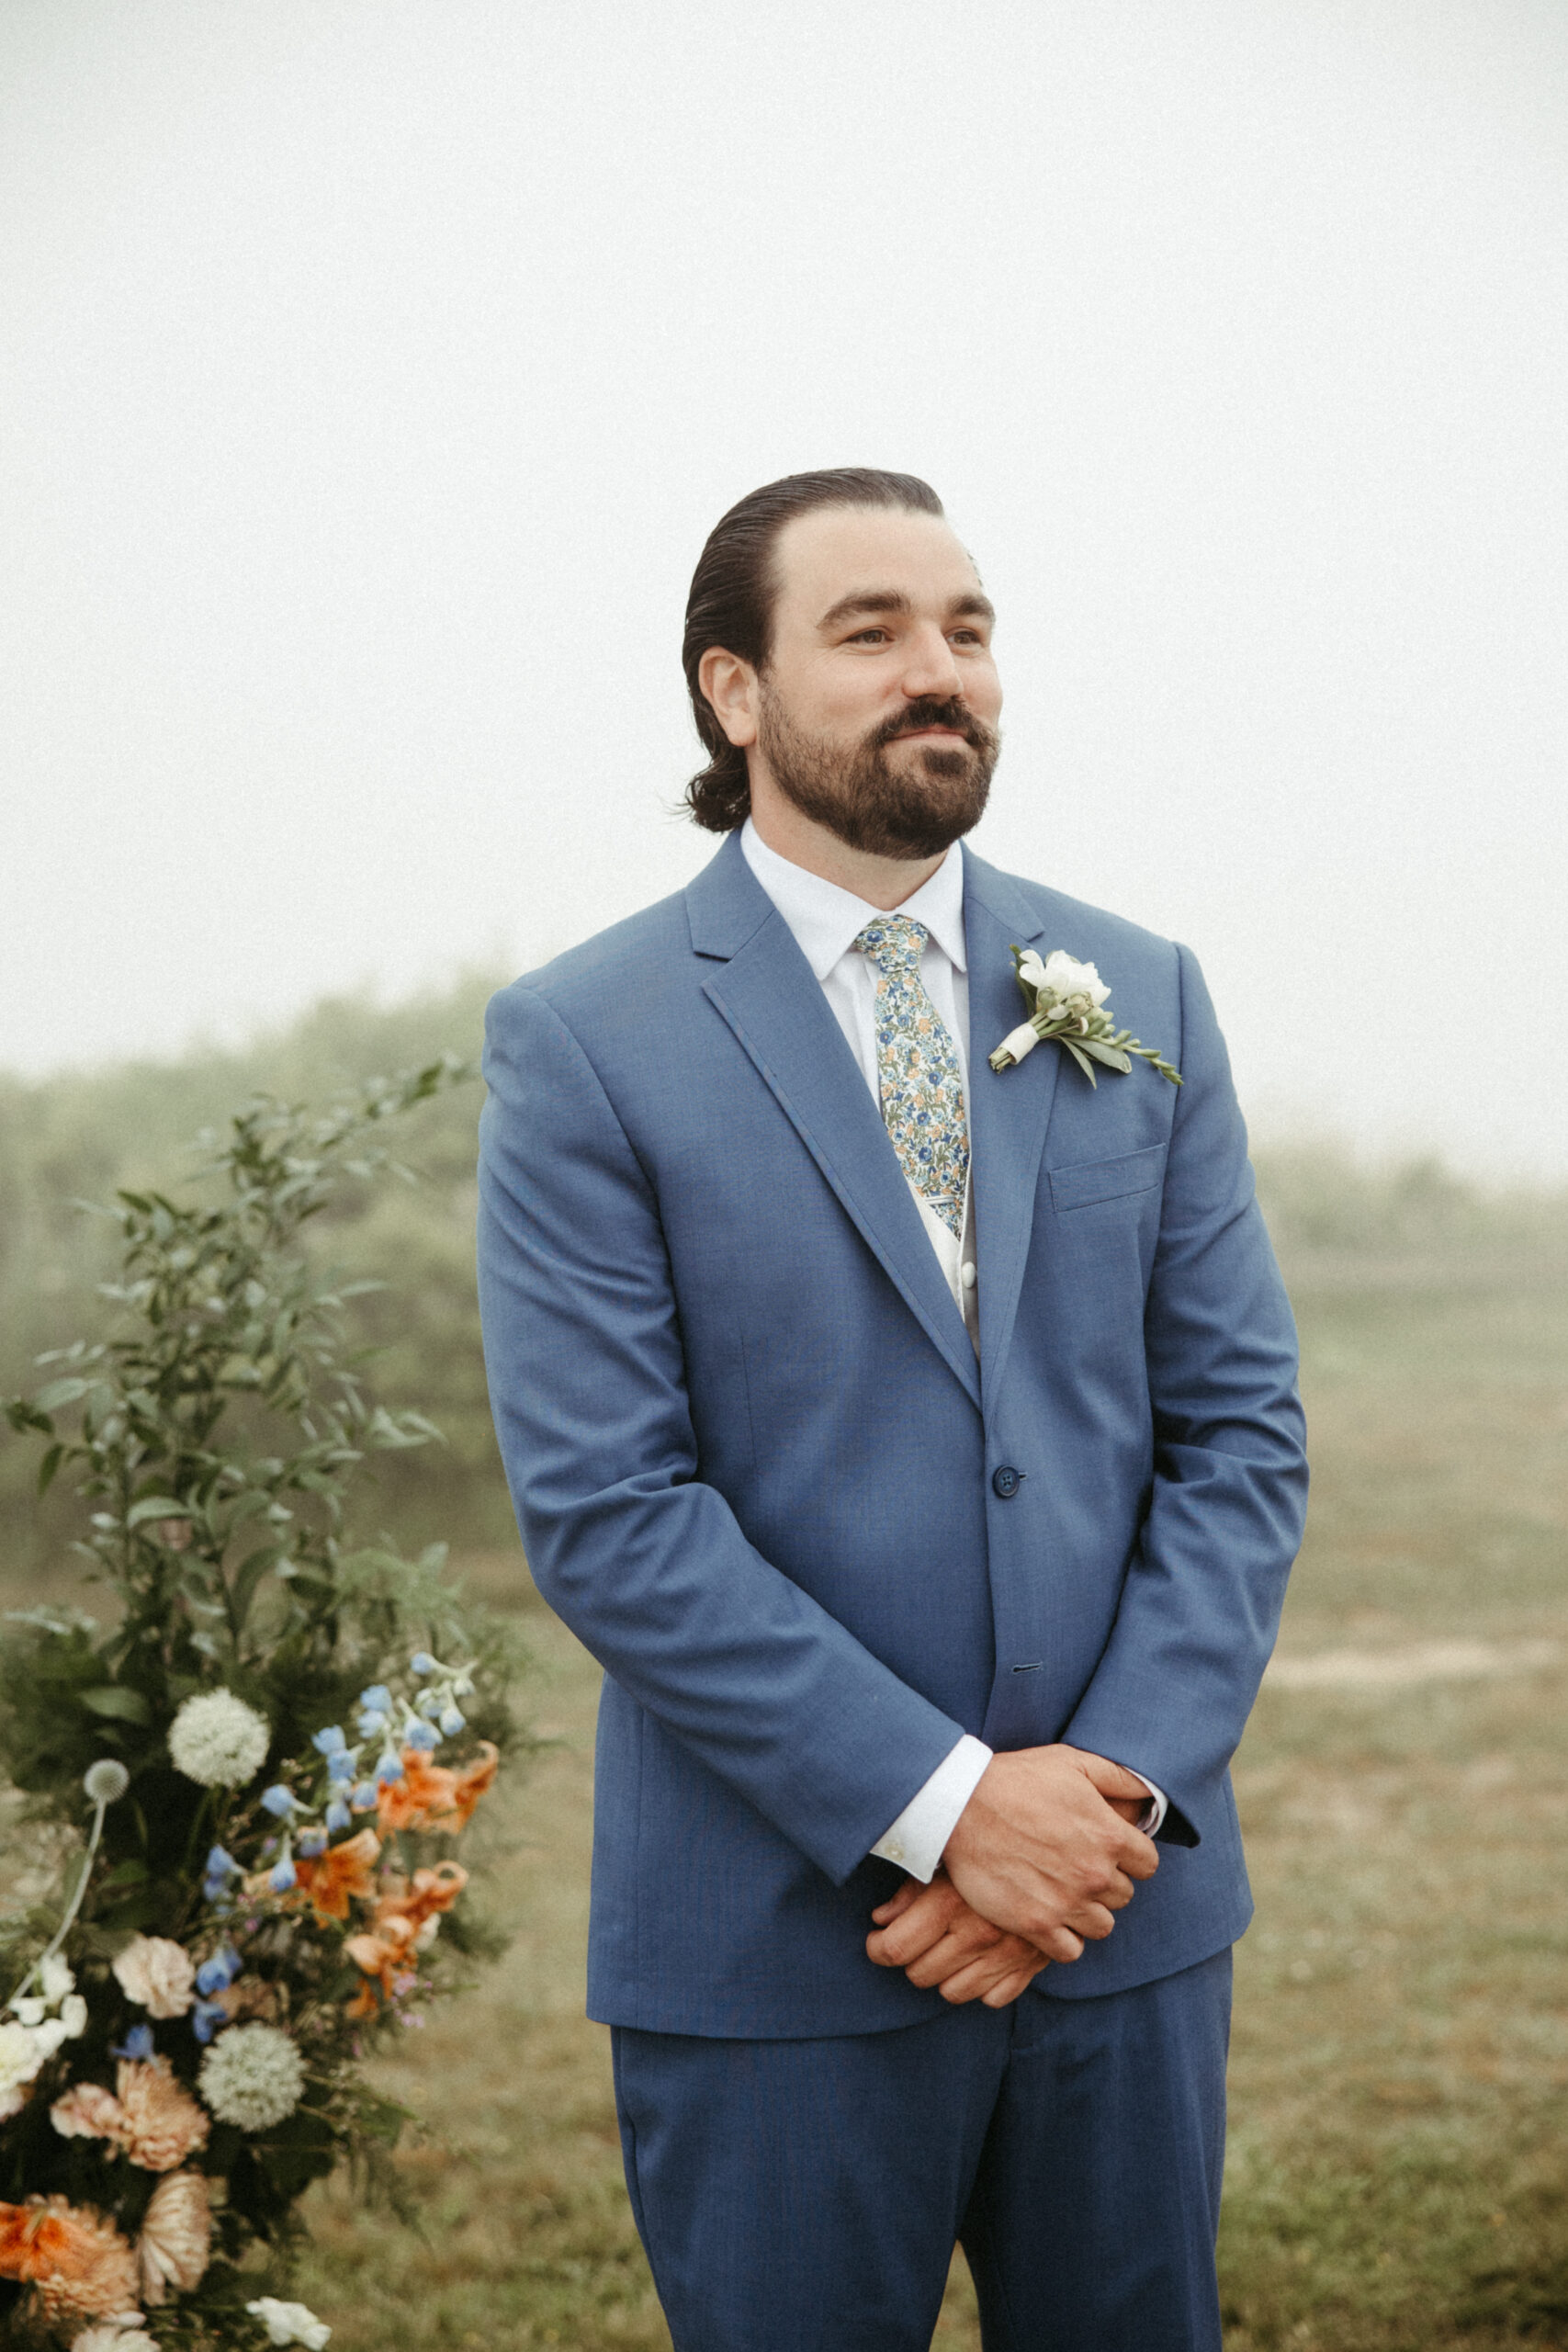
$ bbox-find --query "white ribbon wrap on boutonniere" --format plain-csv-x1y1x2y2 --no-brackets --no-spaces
988,948,1181,1089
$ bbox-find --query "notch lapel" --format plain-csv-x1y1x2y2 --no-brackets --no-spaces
963,851,1058,1405
688,838,981,1410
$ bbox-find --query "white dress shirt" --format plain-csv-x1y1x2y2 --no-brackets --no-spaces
739,820,1165,1879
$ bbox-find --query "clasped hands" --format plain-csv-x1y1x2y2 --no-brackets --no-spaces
865,1745,1159,2009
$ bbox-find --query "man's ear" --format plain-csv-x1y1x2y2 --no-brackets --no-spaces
698,647,760,749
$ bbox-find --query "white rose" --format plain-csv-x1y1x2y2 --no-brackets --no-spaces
39,1953,75,2005
246,2297,333,2348
0,2018,47,2115
59,1992,89,2039
1037,950,1109,1006
9,1996,46,2027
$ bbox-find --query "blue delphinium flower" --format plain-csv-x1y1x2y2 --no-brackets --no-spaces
355,1685,393,1739
195,1946,242,1998
260,1784,297,1819
297,1827,328,1859
311,1724,348,1757
269,1854,297,1894
349,1781,379,1813
375,1751,404,1785
439,1705,466,1738
325,1796,353,1834
203,1842,243,1905
111,2023,156,2062
192,1998,230,2044
325,1747,358,1783
410,1651,437,1676
405,1721,439,1752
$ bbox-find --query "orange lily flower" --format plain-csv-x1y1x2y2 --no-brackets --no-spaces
377,1742,499,1834
344,1861,468,2018
291,1827,381,1923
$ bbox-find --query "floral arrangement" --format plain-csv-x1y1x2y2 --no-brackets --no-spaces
0,1065,527,2348
987,948,1181,1086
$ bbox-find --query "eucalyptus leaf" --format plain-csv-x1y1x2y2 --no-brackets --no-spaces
80,1684,152,1724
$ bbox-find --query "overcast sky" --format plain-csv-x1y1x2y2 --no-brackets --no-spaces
4,2,1565,1175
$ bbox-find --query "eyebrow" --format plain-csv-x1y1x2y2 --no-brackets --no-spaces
815,588,997,633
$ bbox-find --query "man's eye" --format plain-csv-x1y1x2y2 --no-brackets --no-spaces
847,628,891,645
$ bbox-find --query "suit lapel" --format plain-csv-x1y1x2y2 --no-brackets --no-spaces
962,850,1056,1405
689,837,981,1410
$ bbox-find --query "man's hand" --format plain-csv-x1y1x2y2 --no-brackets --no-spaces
940,1744,1159,1965
866,1870,1050,2007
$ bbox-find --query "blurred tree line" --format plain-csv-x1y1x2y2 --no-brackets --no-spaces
4,973,1564,1590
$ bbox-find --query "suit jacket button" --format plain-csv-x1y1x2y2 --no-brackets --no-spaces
992,1464,1023,1498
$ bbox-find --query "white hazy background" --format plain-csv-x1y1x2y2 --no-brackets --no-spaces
4,1,1565,1176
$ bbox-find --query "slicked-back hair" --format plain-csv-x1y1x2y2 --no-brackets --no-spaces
682,468,945,832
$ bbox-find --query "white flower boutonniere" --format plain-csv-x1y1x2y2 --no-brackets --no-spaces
988,947,1181,1088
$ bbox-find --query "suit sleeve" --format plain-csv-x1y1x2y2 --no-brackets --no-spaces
477,982,967,1884
1060,944,1308,1843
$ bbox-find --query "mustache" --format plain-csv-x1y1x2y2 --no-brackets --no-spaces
873,697,998,753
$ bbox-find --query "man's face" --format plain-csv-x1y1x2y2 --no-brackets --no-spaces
753,504,1003,862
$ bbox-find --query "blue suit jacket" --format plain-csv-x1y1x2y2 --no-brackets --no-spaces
478,832,1307,2037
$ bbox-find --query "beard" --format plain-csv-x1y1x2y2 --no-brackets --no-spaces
755,685,1000,861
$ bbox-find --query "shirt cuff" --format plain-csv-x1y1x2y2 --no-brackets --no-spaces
871,1733,993,1882
1126,1770,1168,1838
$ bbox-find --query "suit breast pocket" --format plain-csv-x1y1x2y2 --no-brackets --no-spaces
1048,1140,1168,1214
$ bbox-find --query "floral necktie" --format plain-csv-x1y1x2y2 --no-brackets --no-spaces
854,916,969,1239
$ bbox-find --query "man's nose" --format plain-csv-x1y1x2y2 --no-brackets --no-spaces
898,623,964,701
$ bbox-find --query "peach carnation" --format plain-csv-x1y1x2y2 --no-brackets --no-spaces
51,2080,132,2155
0,2194,141,2327
136,2169,210,2304
115,2058,209,2172
111,1936,196,2019
55,2060,209,2172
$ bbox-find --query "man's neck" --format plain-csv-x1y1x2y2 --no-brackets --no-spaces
747,790,947,912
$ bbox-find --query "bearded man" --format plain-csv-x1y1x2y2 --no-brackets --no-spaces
478,469,1307,2352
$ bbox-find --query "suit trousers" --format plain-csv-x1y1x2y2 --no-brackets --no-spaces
611,1947,1232,2352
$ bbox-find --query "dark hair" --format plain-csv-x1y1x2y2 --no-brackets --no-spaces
682,468,945,832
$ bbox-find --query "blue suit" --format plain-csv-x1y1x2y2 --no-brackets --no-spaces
478,831,1306,2345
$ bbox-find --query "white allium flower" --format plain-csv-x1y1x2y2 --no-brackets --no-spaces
199,2022,305,2130
0,2018,48,2117
167,1689,271,1788
246,2296,332,2348
84,1758,130,1804
1021,948,1110,1007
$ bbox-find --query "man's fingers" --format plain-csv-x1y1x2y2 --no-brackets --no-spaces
1075,1747,1155,1804
866,1877,967,1967
869,1876,925,1928
1058,1899,1118,1943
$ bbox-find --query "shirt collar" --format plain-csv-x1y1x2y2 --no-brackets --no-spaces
740,818,968,981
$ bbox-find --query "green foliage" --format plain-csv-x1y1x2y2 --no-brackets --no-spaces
0,1055,534,2346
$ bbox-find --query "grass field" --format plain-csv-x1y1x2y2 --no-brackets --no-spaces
276,1233,1568,2351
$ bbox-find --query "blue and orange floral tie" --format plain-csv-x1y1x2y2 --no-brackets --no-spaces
854,916,969,1239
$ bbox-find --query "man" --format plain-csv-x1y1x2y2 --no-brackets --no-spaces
478,468,1307,2351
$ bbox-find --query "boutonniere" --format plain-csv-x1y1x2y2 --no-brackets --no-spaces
988,949,1182,1088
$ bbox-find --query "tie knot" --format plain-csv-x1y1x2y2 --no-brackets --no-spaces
854,915,929,977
